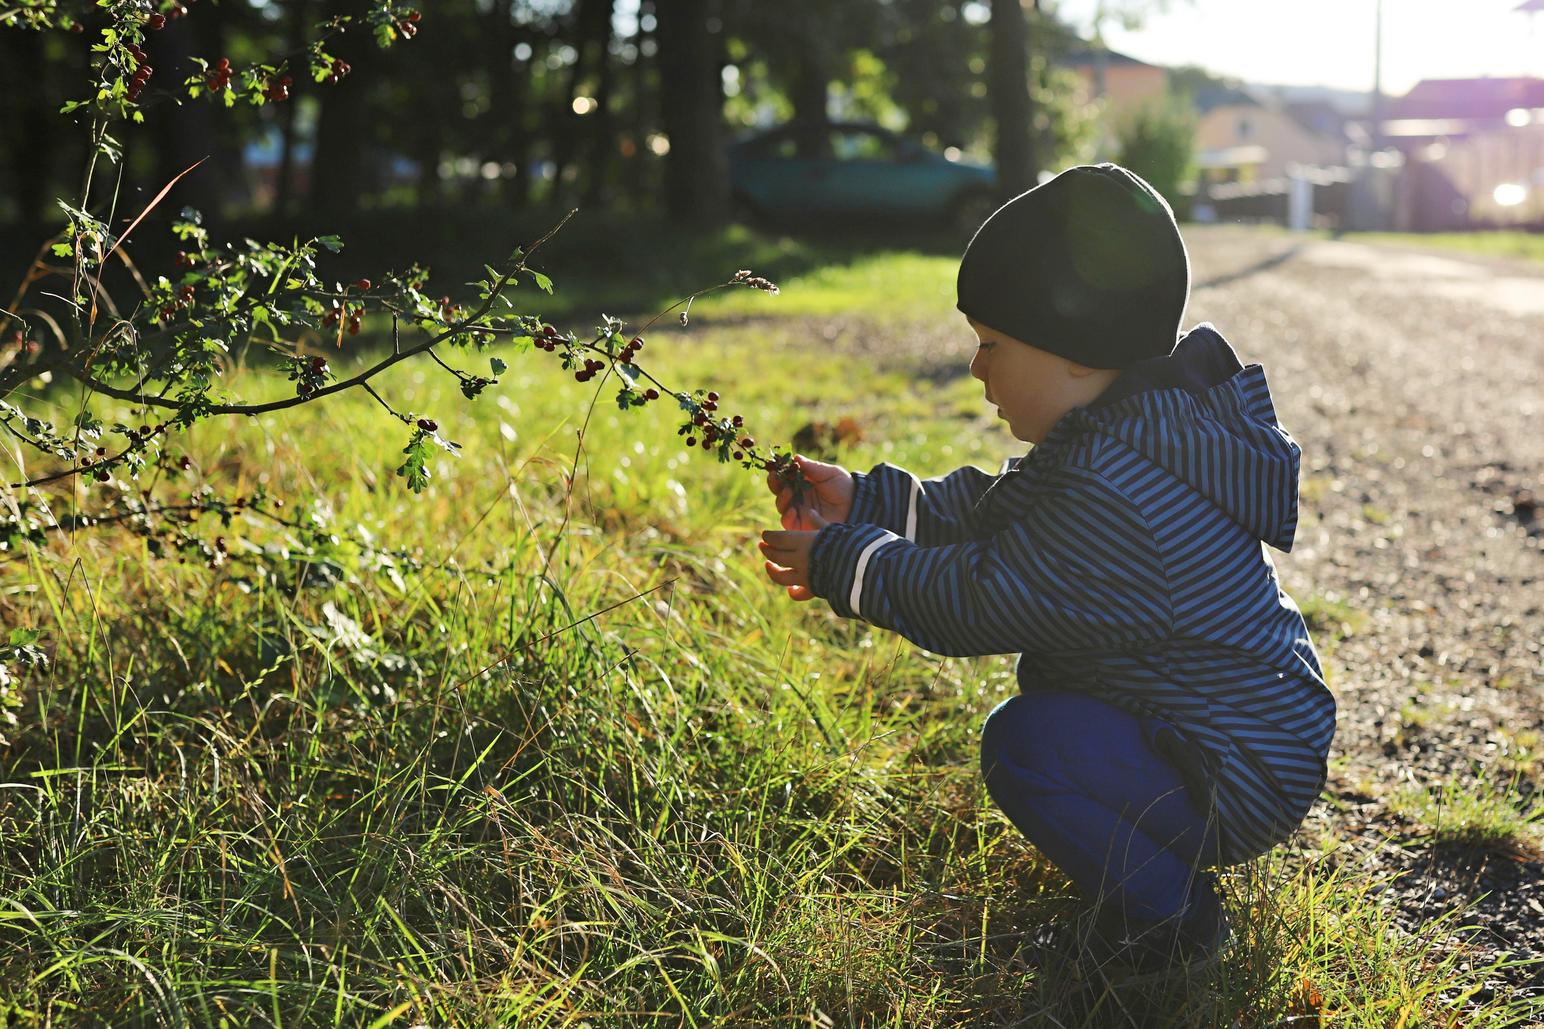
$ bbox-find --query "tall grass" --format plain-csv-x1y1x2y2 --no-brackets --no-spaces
2,274,1539,1025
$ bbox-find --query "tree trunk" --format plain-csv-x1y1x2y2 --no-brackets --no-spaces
988,0,1037,197
148,12,223,219
309,1,376,217
654,0,728,222
274,0,311,218
582,0,617,208
789,48,829,124
485,0,532,207
0,30,54,240
628,0,655,208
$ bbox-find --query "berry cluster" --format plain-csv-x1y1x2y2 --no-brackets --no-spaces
291,354,331,397
322,302,363,335
397,9,422,38
146,4,187,30
125,43,153,103
265,74,293,103
323,58,353,85
533,324,563,351
676,392,756,460
205,56,232,92
158,283,196,323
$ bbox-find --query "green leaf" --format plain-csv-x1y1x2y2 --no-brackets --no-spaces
51,243,72,257
395,434,431,493
530,271,553,295
316,235,344,253
7,628,40,648
489,357,507,375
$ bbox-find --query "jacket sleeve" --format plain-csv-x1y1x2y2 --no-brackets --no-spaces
808,471,1172,657
848,458,1020,548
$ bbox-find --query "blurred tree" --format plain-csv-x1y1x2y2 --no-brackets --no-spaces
310,0,381,216
655,0,728,222
989,0,1037,195
1114,93,1196,212
879,0,988,150
274,0,312,217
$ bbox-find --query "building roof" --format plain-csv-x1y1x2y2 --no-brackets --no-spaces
1190,83,1262,114
1284,99,1354,141
1056,47,1163,70
1390,77,1544,120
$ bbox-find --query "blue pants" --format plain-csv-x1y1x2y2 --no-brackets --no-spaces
980,692,1222,926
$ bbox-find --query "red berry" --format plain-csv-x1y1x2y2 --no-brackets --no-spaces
95,469,110,482
217,57,231,70
416,417,437,432
148,13,166,29
179,455,192,470
686,437,696,447
335,60,350,77
408,9,422,22
741,437,755,447
353,278,371,291
734,451,744,460
644,388,659,400
69,21,84,32
168,2,186,18
707,391,719,403
732,415,744,427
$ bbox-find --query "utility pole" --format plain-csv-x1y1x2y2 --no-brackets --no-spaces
1370,0,1384,154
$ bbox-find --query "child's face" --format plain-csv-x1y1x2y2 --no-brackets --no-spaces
966,316,1120,444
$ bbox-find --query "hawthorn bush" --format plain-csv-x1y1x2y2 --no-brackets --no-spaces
0,2,806,574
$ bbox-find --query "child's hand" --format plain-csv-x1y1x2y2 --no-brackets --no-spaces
759,508,829,601
765,454,854,531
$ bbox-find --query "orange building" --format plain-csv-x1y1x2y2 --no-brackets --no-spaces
1057,47,1170,156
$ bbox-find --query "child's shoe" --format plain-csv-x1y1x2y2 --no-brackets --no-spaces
1086,880,1232,982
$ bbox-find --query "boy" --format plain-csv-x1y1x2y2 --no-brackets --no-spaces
758,163,1336,972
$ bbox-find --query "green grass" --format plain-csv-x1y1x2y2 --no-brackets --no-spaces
1345,229,1544,265
1,259,1540,1024
1390,774,1544,854
1236,222,1544,264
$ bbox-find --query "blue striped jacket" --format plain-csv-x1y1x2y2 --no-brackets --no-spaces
807,324,1335,864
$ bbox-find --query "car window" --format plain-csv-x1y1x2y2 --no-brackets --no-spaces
829,130,899,162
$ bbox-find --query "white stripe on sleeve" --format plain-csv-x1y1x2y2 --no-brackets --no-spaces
849,535,895,618
904,477,919,541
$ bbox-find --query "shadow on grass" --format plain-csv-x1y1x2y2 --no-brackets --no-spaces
0,202,968,328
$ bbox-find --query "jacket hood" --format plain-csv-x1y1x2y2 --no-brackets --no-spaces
1059,323,1302,551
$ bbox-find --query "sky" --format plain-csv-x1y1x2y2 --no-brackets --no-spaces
1048,0,1544,96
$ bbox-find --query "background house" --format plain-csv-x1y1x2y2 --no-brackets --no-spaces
1382,76,1544,228
1193,101,1349,185
1058,47,1169,123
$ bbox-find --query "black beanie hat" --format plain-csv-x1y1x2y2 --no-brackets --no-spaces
956,163,1190,370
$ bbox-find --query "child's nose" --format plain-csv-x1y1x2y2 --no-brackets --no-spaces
969,348,987,382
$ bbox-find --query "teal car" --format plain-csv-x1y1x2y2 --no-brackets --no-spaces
728,120,998,233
